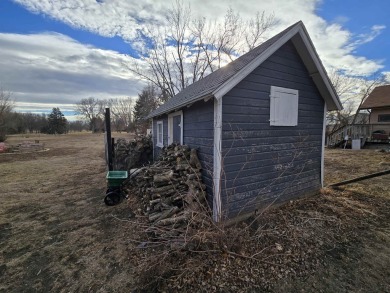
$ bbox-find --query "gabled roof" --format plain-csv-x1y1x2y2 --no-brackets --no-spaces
147,21,342,119
360,85,390,109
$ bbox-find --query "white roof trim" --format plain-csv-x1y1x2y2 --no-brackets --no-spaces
212,23,342,111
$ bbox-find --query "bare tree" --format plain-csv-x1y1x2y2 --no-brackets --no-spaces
107,97,134,132
327,70,385,131
75,97,106,133
128,1,276,98
0,87,14,142
351,74,386,124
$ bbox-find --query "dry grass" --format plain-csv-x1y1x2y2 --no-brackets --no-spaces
1,135,389,292
325,148,390,184
0,132,136,292
129,147,390,292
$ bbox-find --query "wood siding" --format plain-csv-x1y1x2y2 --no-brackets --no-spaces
221,41,324,218
183,99,215,198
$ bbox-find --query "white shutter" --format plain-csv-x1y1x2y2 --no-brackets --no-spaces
270,86,299,126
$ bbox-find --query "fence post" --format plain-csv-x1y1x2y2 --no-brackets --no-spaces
105,108,113,171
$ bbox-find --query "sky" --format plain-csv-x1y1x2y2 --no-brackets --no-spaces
0,0,389,120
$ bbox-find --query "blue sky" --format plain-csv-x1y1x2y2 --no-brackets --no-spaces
318,0,389,66
0,1,133,55
0,0,389,118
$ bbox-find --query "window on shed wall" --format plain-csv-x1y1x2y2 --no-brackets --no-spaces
270,86,299,126
156,121,164,147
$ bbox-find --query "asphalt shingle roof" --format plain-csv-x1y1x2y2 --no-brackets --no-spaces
360,85,390,109
147,22,302,118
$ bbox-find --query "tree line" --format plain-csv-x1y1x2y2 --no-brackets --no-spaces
0,83,163,142
74,84,164,134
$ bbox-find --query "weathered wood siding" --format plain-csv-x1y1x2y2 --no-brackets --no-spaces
152,116,168,159
183,99,214,198
221,41,324,218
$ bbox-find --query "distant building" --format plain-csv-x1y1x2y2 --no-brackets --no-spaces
359,84,390,134
328,85,390,147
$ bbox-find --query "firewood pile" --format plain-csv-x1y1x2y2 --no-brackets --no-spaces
114,135,153,170
123,144,208,230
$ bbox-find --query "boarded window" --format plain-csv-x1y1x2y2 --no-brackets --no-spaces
378,114,390,122
156,121,164,147
270,86,299,126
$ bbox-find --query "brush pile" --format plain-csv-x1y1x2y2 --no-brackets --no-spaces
123,144,208,228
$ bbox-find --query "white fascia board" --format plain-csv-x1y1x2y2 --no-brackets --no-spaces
212,23,342,112
212,25,301,100
213,97,222,222
296,27,342,111
321,102,327,187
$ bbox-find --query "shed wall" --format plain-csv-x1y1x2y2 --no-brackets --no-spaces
183,99,215,198
221,41,324,218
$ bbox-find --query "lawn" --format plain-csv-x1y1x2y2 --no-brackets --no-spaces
0,133,389,292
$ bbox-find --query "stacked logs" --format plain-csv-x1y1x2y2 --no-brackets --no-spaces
124,144,207,228
114,135,153,170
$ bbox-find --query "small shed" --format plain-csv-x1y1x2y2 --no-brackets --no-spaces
147,21,342,221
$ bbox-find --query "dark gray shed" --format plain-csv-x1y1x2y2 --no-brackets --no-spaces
147,21,342,221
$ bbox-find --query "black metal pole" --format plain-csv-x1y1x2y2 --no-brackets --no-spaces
329,169,390,187
105,108,113,171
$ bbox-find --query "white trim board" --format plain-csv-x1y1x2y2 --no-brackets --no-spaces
213,24,301,100
213,97,222,222
167,110,183,145
321,102,327,187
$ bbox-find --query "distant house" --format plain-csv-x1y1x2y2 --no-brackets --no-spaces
147,21,342,221
359,85,390,134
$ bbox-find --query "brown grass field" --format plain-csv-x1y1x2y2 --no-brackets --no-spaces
0,133,389,292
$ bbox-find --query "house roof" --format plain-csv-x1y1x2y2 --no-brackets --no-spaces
360,85,390,109
147,21,342,119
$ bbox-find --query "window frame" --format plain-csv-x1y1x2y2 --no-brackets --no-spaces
168,110,183,145
156,120,164,148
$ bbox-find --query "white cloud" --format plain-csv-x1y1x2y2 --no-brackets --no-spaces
13,0,386,77
384,72,390,83
3,0,388,113
0,32,145,112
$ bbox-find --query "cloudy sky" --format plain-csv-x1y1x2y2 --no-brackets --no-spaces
0,0,389,119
